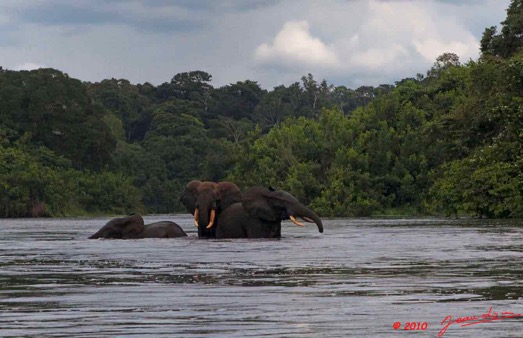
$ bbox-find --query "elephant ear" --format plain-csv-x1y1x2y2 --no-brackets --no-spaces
179,180,201,215
242,186,278,222
121,214,145,235
217,182,242,212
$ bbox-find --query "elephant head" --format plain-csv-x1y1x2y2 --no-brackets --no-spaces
242,186,323,234
179,180,242,237
88,214,145,239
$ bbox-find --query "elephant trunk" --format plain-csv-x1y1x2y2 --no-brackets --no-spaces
199,196,217,229
197,207,210,229
194,197,217,237
293,206,324,233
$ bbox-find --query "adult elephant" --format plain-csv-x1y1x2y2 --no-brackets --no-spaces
216,186,323,238
88,214,187,239
179,180,242,238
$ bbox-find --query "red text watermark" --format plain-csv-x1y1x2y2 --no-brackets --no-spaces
438,307,523,337
392,321,428,331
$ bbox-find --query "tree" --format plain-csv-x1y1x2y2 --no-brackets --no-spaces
0,143,142,217
300,74,334,116
254,82,304,129
171,71,214,111
87,78,153,142
480,0,523,58
426,53,461,78
209,80,265,120
0,68,116,170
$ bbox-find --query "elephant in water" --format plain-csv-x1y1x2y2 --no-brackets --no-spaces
216,186,324,238
88,214,187,239
179,180,242,238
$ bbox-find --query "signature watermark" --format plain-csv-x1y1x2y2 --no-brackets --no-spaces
438,307,523,337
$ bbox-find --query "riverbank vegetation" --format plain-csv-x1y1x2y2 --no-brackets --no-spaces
1,1,522,218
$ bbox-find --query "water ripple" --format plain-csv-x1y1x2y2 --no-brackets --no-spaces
0,216,522,337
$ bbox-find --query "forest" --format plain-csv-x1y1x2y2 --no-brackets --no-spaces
1,1,522,218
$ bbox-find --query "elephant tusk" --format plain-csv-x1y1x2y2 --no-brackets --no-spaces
302,216,315,223
290,215,305,226
194,208,199,228
206,209,216,229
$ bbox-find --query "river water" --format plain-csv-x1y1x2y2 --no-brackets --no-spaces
0,216,522,337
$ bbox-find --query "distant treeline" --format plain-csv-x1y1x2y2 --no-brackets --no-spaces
1,0,522,218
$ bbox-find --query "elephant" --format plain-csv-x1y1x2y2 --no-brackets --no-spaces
215,186,323,238
88,214,187,239
179,180,242,238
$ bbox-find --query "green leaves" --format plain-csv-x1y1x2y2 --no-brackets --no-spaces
0,68,116,170
481,0,523,58
430,155,523,218
0,144,141,217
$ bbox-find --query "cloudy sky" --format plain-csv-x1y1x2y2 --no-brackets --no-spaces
0,0,511,89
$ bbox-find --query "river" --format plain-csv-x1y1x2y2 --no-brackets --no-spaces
0,216,522,337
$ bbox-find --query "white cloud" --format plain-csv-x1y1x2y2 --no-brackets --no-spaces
377,0,481,63
350,44,409,70
324,0,482,82
254,20,339,68
250,0,489,88
414,38,478,63
12,62,47,71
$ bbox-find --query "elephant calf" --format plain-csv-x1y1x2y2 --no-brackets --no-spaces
88,214,187,239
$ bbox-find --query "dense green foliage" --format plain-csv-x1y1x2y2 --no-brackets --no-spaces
0,141,141,217
1,1,522,218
